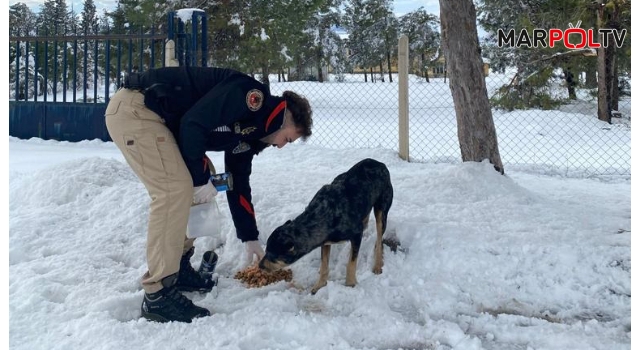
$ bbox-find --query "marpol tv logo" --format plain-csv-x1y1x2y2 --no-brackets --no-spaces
498,21,627,49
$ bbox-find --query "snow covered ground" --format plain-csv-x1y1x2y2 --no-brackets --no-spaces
9,132,631,349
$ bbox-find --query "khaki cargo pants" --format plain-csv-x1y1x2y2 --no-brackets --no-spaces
105,88,195,293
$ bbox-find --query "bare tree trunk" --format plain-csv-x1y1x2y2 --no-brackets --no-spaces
611,60,619,111
260,65,270,87
564,68,577,99
597,47,611,122
379,61,385,82
606,44,618,111
422,52,430,83
443,60,447,83
317,47,324,83
387,50,393,82
604,0,624,112
292,58,304,82
596,3,611,123
439,0,504,174
585,68,597,88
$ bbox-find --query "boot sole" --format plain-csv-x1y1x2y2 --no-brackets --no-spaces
141,311,191,323
176,276,218,293
176,286,214,293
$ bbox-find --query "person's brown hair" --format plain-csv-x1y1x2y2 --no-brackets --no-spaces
283,91,313,140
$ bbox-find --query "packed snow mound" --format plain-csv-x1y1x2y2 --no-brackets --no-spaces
10,157,141,208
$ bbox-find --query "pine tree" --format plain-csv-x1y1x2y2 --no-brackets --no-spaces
37,0,72,35
307,3,343,82
35,0,73,97
10,3,39,100
344,0,394,82
10,3,37,37
477,0,629,113
73,0,100,92
398,8,440,81
80,0,98,34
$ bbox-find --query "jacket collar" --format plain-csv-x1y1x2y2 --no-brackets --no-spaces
263,96,287,135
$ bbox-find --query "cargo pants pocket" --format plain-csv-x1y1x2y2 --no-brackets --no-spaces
105,100,122,116
128,132,180,179
121,134,145,177
154,133,180,178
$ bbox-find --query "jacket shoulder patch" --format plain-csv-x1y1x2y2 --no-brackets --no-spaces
246,89,263,111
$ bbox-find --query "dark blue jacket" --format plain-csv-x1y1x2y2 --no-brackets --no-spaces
139,66,287,242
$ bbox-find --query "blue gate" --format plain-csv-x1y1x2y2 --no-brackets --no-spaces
9,11,207,142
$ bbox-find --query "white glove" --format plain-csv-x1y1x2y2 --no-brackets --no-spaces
193,182,217,205
245,240,265,265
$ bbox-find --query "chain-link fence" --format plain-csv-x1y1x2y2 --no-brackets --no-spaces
9,18,630,178
270,66,631,177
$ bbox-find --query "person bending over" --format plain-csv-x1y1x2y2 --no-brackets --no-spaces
105,66,313,323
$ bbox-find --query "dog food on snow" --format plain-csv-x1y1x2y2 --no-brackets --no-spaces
234,265,292,288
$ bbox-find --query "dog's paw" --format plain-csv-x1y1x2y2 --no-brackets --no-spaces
345,277,357,287
311,281,328,295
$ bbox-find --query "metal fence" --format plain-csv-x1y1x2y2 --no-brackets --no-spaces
8,11,207,142
269,64,631,178
8,18,630,177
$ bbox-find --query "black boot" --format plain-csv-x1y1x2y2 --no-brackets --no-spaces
141,274,210,323
176,247,217,293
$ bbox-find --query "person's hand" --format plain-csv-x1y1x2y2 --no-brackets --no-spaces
193,182,217,204
244,240,265,265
